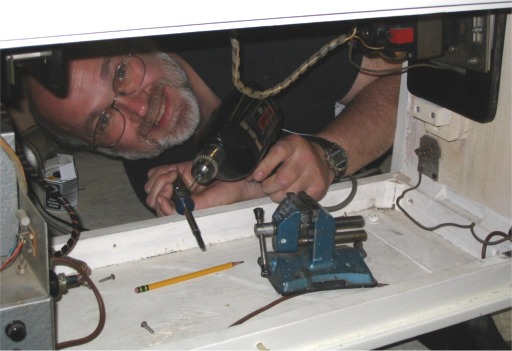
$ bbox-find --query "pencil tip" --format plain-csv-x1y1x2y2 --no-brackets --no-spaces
233,261,244,266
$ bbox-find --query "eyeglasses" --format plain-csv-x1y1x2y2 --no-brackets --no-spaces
93,53,146,148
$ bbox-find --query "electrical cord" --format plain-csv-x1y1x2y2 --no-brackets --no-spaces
21,157,81,256
231,24,455,95
347,37,457,76
396,152,511,253
0,136,29,269
16,138,81,255
481,229,512,259
0,236,24,271
28,187,89,233
231,27,358,99
280,129,358,212
230,293,303,327
230,281,389,327
51,256,105,349
1,135,28,194
1,112,83,256
323,175,358,212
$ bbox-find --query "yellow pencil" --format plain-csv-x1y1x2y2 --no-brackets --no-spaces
134,261,244,293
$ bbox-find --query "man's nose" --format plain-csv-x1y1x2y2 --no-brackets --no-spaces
116,92,148,120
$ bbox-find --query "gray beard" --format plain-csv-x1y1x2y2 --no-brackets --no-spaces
99,52,200,160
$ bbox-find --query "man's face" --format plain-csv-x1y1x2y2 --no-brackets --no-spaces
28,50,200,159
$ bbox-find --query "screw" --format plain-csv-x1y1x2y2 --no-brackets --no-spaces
365,213,381,224
98,274,115,283
141,321,154,334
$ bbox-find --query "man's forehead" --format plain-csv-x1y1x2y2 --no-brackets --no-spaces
70,55,114,82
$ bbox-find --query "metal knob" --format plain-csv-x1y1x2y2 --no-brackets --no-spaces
5,320,27,342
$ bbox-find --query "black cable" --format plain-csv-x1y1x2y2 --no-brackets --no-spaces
28,187,89,232
324,175,358,212
347,38,458,76
481,230,511,259
18,148,82,256
1,112,83,257
396,155,511,249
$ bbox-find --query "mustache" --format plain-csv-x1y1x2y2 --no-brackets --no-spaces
138,52,189,139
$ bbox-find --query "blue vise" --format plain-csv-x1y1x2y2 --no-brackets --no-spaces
253,191,377,295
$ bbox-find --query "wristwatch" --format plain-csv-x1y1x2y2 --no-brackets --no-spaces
305,135,348,183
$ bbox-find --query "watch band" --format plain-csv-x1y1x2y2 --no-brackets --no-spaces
304,135,348,182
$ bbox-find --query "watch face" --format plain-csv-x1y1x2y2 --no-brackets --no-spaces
328,146,347,172
304,136,347,178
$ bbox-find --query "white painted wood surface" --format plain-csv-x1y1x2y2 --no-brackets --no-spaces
396,14,512,220
1,1,510,48
53,175,512,349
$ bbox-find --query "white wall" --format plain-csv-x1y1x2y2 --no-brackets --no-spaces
398,15,511,219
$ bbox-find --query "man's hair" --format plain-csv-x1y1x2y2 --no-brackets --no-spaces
24,38,161,152
24,78,93,151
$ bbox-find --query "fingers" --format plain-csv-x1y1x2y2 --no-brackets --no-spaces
143,133,334,216
145,162,199,216
252,137,292,182
253,134,332,203
191,180,265,210
145,166,180,216
145,164,178,194
154,194,175,217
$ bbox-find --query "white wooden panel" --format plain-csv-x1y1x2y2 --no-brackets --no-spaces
53,176,512,349
1,1,510,48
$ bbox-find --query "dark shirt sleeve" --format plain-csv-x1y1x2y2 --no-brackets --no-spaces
124,23,363,209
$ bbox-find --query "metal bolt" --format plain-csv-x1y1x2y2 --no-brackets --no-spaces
98,274,115,283
141,321,154,334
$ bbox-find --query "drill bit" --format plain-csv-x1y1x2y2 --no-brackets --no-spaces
171,174,206,251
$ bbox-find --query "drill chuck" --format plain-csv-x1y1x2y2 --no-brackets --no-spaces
191,90,283,185
191,146,224,184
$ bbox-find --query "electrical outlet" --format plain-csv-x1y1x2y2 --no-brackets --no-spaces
418,135,441,181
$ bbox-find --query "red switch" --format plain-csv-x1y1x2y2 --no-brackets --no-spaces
389,27,414,44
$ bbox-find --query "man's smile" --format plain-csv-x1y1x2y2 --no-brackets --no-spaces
153,93,167,128
145,85,174,137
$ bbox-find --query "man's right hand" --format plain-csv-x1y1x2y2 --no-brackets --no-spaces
145,162,266,216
